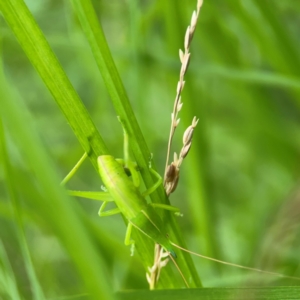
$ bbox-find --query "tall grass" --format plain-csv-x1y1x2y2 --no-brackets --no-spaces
0,0,300,299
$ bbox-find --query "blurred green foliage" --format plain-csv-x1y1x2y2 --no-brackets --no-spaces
1,0,300,298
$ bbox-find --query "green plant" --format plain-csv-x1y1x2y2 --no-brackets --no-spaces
1,0,300,299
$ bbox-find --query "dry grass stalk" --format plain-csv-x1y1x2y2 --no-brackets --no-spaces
165,117,198,195
146,244,169,289
147,0,203,289
164,0,203,194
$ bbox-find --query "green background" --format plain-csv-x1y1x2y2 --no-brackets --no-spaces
1,0,300,299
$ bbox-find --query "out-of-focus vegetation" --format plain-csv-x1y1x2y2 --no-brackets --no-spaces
1,0,300,299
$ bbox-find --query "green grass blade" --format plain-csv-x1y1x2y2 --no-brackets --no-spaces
0,241,23,300
0,0,177,290
70,0,201,288
0,120,45,299
0,0,108,168
0,72,114,299
199,66,300,91
0,0,201,288
69,0,156,190
117,287,300,300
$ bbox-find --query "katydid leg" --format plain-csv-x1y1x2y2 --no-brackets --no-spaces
141,168,163,197
118,117,141,187
68,190,113,202
67,190,121,216
124,222,134,246
150,203,180,214
115,158,140,187
142,169,181,214
61,152,88,185
98,202,121,217
124,222,136,256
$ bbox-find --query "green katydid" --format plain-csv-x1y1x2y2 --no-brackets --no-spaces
63,121,300,287
65,118,181,257
70,154,180,256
